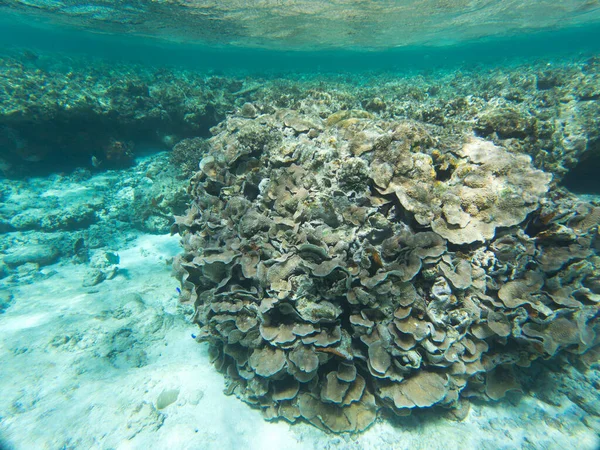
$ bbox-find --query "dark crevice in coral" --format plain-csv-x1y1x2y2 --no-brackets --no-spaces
242,181,260,201
0,82,227,176
203,180,225,197
524,211,553,239
378,189,420,231
561,138,600,195
231,151,263,176
579,94,600,101
434,166,454,182
0,115,218,177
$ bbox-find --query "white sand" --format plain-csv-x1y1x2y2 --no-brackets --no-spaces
1,234,598,450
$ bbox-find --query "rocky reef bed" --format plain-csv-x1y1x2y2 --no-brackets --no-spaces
0,151,189,285
0,52,245,174
2,235,598,450
1,150,595,450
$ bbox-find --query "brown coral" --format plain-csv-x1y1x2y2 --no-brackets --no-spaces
174,107,599,433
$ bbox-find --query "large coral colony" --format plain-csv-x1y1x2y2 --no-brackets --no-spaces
173,100,600,432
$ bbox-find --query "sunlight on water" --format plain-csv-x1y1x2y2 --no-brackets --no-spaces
2,0,600,50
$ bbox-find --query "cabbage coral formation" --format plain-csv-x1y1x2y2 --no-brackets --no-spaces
173,107,600,433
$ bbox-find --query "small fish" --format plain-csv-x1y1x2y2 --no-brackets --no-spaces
191,334,197,339
91,156,103,168
22,50,39,61
176,287,181,294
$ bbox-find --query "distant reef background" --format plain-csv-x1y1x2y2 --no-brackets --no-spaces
1,51,599,196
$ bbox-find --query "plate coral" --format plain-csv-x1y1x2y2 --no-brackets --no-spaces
173,107,600,432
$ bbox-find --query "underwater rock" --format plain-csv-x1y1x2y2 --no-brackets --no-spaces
0,56,239,175
0,290,14,313
156,388,180,410
82,268,106,287
2,244,60,268
107,328,149,369
475,107,534,139
240,103,258,119
170,137,211,177
174,104,599,432
9,204,97,232
126,401,165,440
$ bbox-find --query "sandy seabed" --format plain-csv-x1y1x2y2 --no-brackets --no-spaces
0,232,597,450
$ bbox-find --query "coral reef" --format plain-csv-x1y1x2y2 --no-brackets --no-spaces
1,49,598,434
170,137,211,177
174,107,600,433
2,53,599,185
0,54,242,174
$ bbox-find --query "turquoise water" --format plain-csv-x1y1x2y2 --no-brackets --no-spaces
2,13,600,73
